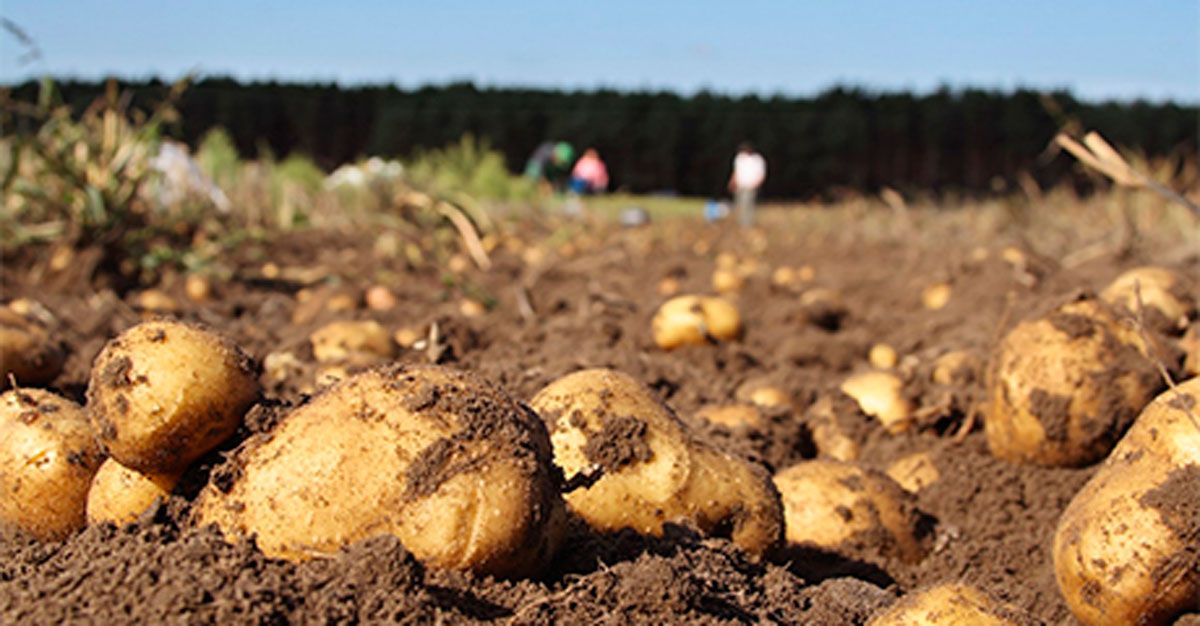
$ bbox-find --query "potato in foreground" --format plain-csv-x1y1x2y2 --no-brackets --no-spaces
985,296,1161,467
652,295,742,350
868,582,1036,625
0,307,65,389
0,389,104,540
86,458,179,526
530,369,782,556
1052,377,1200,626
774,459,930,563
87,320,260,475
195,365,565,578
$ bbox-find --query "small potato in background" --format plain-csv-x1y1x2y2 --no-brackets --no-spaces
1053,377,1200,626
87,320,260,475
195,365,565,578
310,319,395,365
0,389,104,540
86,458,179,526
840,371,913,434
652,295,742,350
530,369,782,556
868,582,1036,625
1100,266,1195,333
774,459,931,563
986,296,1162,467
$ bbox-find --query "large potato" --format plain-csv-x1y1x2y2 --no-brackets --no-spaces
195,365,565,578
530,369,782,556
652,295,742,350
868,582,1035,625
0,389,104,540
986,296,1162,466
1101,266,1195,332
1052,377,1200,626
87,320,260,474
86,458,179,526
774,459,930,563
0,307,65,388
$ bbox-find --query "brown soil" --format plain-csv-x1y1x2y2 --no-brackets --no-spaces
2,213,1197,625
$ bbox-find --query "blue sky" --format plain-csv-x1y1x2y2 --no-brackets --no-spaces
2,1,1197,102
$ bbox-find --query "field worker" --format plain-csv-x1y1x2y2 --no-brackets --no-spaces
569,148,609,194
728,142,766,227
525,140,576,193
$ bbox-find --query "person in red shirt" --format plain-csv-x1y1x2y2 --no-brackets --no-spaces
569,148,610,194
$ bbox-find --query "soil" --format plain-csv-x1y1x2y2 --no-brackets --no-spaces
2,213,1198,625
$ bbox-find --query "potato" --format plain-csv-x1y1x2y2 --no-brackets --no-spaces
805,394,871,462
310,319,396,364
1052,377,1200,626
656,276,681,297
133,289,179,314
652,295,742,350
86,458,178,526
734,380,790,409
364,285,398,311
184,274,211,303
921,282,952,310
885,451,940,493
1182,323,1200,377
87,320,260,474
932,350,980,386
195,365,565,578
530,369,782,556
1101,266,1195,331
712,268,744,294
0,389,104,540
0,307,65,388
459,298,486,318
696,404,763,430
985,296,1162,467
775,460,929,563
841,371,914,434
868,343,899,370
868,582,1035,625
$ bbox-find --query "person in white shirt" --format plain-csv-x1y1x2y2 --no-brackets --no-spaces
728,142,766,227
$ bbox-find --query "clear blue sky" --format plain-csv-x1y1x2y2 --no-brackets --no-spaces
2,1,1197,102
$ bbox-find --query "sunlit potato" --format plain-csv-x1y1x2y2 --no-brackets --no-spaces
885,451,940,493
87,320,261,474
1052,377,1200,626
867,582,1036,625
695,404,763,430
840,371,913,434
530,369,782,556
985,296,1161,467
1100,266,1195,332
774,459,930,563
0,389,104,540
86,458,179,526
652,295,742,350
194,365,565,578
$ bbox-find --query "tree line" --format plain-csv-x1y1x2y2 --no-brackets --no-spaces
6,77,1197,198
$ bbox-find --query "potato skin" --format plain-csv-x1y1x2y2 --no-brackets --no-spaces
1101,266,1195,331
87,320,260,474
0,307,65,388
530,369,782,556
840,371,913,434
868,582,1035,626
0,389,104,540
195,365,565,578
86,458,178,526
986,297,1162,467
1052,377,1200,626
774,459,930,563
652,295,742,350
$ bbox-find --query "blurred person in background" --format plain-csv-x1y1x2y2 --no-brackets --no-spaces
569,148,609,194
525,140,576,193
728,142,766,227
